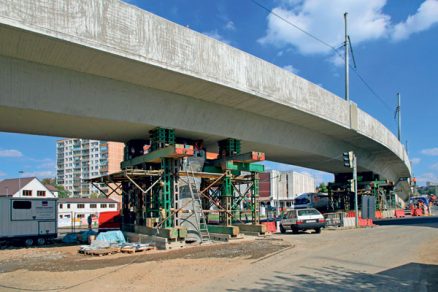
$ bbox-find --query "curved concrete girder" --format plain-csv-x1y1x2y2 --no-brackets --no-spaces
0,0,411,180
0,56,402,180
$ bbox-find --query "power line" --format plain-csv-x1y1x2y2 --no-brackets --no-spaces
250,0,394,112
250,0,339,52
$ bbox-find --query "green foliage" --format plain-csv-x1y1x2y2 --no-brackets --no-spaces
318,182,328,193
55,184,70,198
90,192,104,199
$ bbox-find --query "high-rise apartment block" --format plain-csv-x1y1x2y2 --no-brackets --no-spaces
56,139,124,197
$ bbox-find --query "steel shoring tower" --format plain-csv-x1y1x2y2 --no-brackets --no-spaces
89,130,266,241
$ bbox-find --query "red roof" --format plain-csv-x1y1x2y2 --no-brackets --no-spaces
45,184,58,192
0,177,36,196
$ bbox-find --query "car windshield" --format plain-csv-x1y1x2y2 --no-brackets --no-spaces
298,209,320,216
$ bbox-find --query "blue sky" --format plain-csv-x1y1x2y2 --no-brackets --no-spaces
1,0,438,185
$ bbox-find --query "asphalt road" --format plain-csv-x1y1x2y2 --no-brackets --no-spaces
1,217,436,291
194,220,438,291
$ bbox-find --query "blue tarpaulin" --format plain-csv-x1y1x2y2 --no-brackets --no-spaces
96,230,126,244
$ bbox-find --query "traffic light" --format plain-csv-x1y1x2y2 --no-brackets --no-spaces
349,179,354,192
343,151,354,168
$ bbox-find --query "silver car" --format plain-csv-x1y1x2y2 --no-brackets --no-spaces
280,208,326,234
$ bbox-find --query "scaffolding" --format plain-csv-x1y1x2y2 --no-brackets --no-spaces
88,129,266,242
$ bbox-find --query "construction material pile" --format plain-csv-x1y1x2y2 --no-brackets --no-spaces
77,231,155,256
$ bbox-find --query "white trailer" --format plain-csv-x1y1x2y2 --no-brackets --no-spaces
0,197,57,246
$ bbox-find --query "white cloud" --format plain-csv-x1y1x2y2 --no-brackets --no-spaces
421,147,438,156
327,53,345,67
0,149,23,158
21,170,56,178
224,20,236,31
258,0,438,57
37,159,56,170
410,157,421,165
391,0,438,41
202,30,231,44
0,171,5,177
430,162,438,170
258,0,390,55
283,64,299,74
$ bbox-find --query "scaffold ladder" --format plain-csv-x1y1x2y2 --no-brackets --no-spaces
188,167,211,244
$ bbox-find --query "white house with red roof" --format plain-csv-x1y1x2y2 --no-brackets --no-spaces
0,177,56,198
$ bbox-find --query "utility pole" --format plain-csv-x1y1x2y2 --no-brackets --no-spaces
276,173,281,216
344,12,349,101
396,92,401,141
18,170,23,196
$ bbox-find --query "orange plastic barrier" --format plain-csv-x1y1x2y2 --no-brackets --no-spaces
375,211,382,219
346,211,356,218
261,221,277,233
395,209,405,218
413,208,423,216
358,218,367,227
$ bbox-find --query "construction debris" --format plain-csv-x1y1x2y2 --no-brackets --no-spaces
78,231,155,256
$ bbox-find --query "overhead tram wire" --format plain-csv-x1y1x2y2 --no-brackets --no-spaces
339,38,394,112
250,0,340,53
250,0,394,113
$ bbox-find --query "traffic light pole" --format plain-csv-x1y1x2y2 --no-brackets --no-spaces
343,150,359,228
353,154,358,228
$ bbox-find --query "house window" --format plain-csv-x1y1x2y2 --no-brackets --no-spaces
90,204,97,208
64,214,71,219
22,190,32,196
67,204,70,209
13,200,31,209
109,204,115,209
59,204,63,209
77,214,85,218
59,214,63,218
100,204,107,208
37,191,46,197
77,204,85,209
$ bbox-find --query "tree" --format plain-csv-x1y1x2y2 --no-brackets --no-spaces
90,192,105,199
41,178,55,185
318,182,328,193
55,185,70,198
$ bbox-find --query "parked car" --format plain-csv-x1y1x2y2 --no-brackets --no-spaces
280,208,326,234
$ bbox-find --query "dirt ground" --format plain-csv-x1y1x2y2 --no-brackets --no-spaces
0,237,290,291
0,237,289,273
0,222,437,291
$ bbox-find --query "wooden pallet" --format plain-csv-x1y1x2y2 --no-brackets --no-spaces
120,246,155,254
82,247,120,256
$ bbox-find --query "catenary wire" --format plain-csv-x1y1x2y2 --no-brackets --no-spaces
250,0,395,112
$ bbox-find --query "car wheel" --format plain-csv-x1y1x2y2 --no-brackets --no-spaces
315,228,321,234
37,237,46,246
292,227,299,234
280,224,286,234
24,238,34,247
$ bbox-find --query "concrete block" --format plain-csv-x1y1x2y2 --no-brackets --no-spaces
234,223,267,235
207,225,240,236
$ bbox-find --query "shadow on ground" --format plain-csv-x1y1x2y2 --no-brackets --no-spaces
374,216,438,229
228,263,438,291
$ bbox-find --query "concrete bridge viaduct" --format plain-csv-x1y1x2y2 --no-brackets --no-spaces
0,0,411,183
